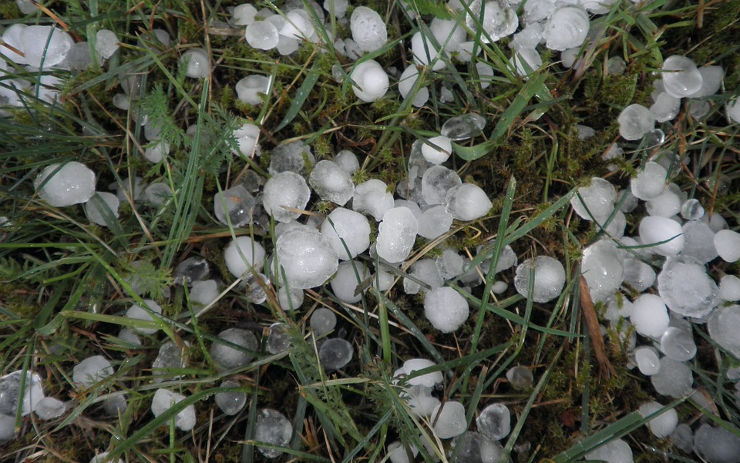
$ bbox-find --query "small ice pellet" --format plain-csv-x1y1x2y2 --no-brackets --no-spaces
630,294,669,339
714,229,740,263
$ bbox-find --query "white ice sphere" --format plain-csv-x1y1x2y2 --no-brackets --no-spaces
335,150,359,174
224,236,266,278
514,256,566,303
95,29,119,60
210,328,258,370
506,365,533,390
646,189,681,217
441,113,486,141
397,358,443,388
353,179,395,221
714,229,740,263
649,92,680,123
693,423,740,463
309,160,354,205
34,397,67,420
411,31,445,71
436,249,465,280
658,257,719,318
403,259,443,295
151,341,187,383
633,346,660,376
278,285,304,310
476,403,510,440
21,26,74,68
650,357,693,398
476,62,495,89
255,408,293,458
452,431,504,463
719,275,740,302
151,389,196,431
621,256,655,293
430,17,466,52
618,104,656,140
125,299,163,334
180,48,210,78
262,171,311,223
570,177,616,222
705,212,729,232
630,294,669,339
85,192,120,226
388,441,419,463
324,0,349,17
73,355,114,388
661,55,703,98
659,327,696,361
630,161,668,201
681,221,719,264
235,75,270,105
688,65,724,98
279,9,315,41
245,21,279,50
190,279,219,306
581,0,618,14
269,140,314,175
421,136,453,165
422,165,462,205
232,123,260,158
401,385,440,417
424,287,469,333
492,281,507,294
638,401,678,438
350,60,389,103
707,305,740,358
1,24,28,64
0,370,45,416
638,216,684,256
510,48,542,77
543,6,589,51
331,261,368,303
310,307,337,337
321,208,370,259
275,229,339,289
680,198,704,220
581,240,624,302
215,380,246,415
398,64,429,108
34,162,96,207
233,3,258,25
376,208,418,264
585,438,633,463
350,6,387,52
478,0,519,43
445,183,492,221
214,184,256,227
318,337,353,370
726,97,740,123
432,401,467,439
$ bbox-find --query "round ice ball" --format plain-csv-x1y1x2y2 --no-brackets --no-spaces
514,256,566,303
431,401,466,439
224,236,266,278
209,328,259,370
21,26,74,68
350,6,387,53
581,239,624,302
714,229,740,263
395,358,443,388
320,207,371,260
275,229,339,289
638,401,678,438
376,207,418,264
85,192,120,226
245,21,279,50
661,55,703,98
657,256,719,318
262,171,311,223
411,31,445,71
445,183,492,221
638,216,685,256
34,162,96,207
235,75,271,105
707,305,740,358
125,299,163,335
421,135,453,164
180,48,210,78
542,6,589,51
318,337,353,370
350,59,389,103
630,293,669,339
618,104,655,140
423,287,469,333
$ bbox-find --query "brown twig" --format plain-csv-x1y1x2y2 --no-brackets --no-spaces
579,275,616,379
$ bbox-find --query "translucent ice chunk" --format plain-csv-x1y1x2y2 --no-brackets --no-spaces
581,240,624,302
719,275,740,302
376,207,418,263
85,192,120,226
432,401,466,439
73,355,114,388
411,30,446,71
21,26,74,68
151,388,196,431
445,183,492,221
714,229,740,263
659,327,696,362
707,305,740,358
235,75,270,105
452,431,504,463
321,207,371,259
245,21,279,50
310,308,337,337
638,401,678,438
34,162,96,207
353,179,395,221
318,337,353,370
514,256,566,303
661,55,703,98
422,166,462,205
542,6,589,51
638,216,684,256
214,185,256,227
224,236,266,278
255,408,293,458
630,293,669,338
633,346,660,376
275,229,338,288
209,328,259,370
570,177,616,222
506,365,534,390
585,438,633,463
476,403,510,440
421,135,453,165
309,160,354,205
215,380,246,415
693,423,740,463
269,140,314,175
441,113,486,141
152,341,186,382
0,370,44,416
618,104,655,140
650,357,693,398
658,256,719,318
262,171,311,223
95,29,119,60
125,299,163,334
180,48,210,78
331,260,369,303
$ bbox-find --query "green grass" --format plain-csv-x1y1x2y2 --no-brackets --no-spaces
1,0,739,461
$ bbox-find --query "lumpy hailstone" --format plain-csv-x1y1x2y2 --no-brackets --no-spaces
398,65,429,108
411,30,445,71
424,287,469,333
570,177,617,222
255,408,293,458
262,171,311,223
658,257,718,318
376,207,418,263
318,338,354,370
320,207,371,259
543,6,589,51
638,216,684,256
34,162,96,207
309,160,354,206
180,48,210,78
618,104,655,140
21,26,74,68
235,75,270,105
331,261,368,303
421,136,453,164
581,240,624,302
432,401,467,439
350,6,387,53
151,389,196,431
350,60,389,102
275,229,338,289
210,328,258,370
245,21,279,50
514,256,566,303
661,55,703,98
353,179,395,221
630,162,667,200
95,29,119,60
445,183,492,221
477,403,511,441
707,305,740,358
224,236,266,278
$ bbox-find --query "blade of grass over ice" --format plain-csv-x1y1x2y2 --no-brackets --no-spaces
274,56,321,132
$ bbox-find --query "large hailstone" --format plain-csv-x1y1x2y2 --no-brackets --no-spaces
180,48,210,78
398,65,429,108
20,26,74,68
570,177,617,222
350,60,389,103
514,256,566,303
630,294,669,339
224,236,266,278
542,6,590,51
151,389,196,431
445,183,492,221
661,55,703,98
376,207,418,264
618,104,656,140
34,162,96,207
411,30,446,71
320,207,371,260
581,239,624,302
479,0,519,43
350,6,387,53
262,171,311,223
424,287,469,333
308,160,354,205
275,229,339,289
657,256,719,318
638,216,685,256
